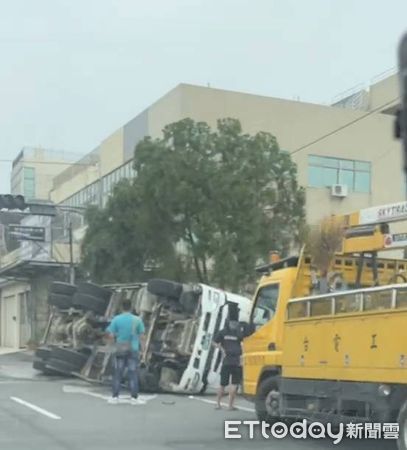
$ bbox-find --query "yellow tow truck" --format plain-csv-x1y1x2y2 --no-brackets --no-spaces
242,202,407,448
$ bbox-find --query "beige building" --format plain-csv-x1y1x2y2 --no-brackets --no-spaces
51,74,402,226
11,147,84,201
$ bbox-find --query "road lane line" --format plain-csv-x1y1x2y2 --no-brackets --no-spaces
10,396,61,420
188,395,255,412
62,385,157,403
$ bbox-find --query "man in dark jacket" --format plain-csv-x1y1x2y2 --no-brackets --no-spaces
213,317,244,410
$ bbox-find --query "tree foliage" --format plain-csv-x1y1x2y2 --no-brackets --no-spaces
306,218,344,277
81,118,305,290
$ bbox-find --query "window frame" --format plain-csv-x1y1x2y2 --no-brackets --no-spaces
250,283,280,329
308,155,371,193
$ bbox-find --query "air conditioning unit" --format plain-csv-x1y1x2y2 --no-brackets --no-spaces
331,184,348,198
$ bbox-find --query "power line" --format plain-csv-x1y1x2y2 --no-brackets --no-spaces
290,97,400,156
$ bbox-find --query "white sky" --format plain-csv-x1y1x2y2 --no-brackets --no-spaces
1,0,407,193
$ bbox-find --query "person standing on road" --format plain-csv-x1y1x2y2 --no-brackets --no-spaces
213,316,244,411
106,299,146,405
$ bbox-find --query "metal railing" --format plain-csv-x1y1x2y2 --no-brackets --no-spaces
287,283,407,320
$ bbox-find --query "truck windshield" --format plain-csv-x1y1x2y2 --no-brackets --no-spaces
251,284,280,329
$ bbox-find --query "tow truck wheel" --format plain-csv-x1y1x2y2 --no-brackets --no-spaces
255,376,281,423
397,399,407,450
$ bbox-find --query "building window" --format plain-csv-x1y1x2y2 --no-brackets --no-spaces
308,155,371,193
23,167,36,199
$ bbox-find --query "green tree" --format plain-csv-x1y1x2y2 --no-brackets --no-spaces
81,118,305,290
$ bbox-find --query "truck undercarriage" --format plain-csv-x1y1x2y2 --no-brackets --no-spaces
35,278,249,394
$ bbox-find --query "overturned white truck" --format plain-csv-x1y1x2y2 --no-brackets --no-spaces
34,278,251,394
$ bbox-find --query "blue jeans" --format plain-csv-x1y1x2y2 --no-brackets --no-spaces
112,351,139,398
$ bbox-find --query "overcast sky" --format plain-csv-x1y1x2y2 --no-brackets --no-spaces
1,0,407,193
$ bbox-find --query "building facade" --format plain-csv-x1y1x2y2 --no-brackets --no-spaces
11,147,84,201
50,74,402,226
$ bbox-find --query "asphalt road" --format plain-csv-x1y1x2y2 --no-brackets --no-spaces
0,352,399,450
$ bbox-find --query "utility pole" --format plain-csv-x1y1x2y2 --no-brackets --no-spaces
68,220,74,284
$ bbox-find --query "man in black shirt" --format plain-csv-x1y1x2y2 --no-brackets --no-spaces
213,318,244,410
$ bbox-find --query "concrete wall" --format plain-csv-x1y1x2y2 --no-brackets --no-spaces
123,109,149,161
50,163,100,204
99,128,125,177
147,85,184,137
368,73,399,111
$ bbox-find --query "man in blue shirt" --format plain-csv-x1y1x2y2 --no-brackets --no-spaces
106,299,146,405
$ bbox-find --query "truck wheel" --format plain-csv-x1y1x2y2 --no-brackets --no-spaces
397,399,407,450
73,293,108,315
33,358,61,376
139,368,159,393
77,282,112,301
147,279,183,300
48,293,73,309
35,347,52,360
255,376,281,423
50,347,89,368
50,282,77,296
45,358,76,376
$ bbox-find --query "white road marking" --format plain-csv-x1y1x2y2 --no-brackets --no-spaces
62,385,157,404
188,395,255,412
10,396,61,420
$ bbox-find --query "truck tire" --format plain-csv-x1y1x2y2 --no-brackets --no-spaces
72,293,108,315
48,293,72,309
45,358,76,376
50,282,77,296
35,347,52,361
180,291,199,314
397,399,407,450
33,358,61,376
255,376,281,423
77,282,112,302
139,368,160,393
50,347,89,368
147,279,182,300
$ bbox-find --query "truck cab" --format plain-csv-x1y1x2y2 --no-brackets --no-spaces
242,256,302,396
